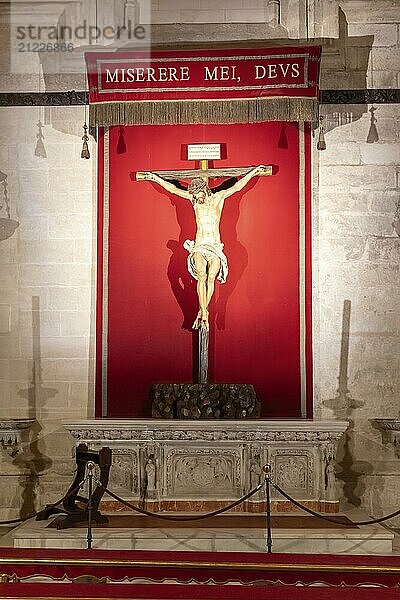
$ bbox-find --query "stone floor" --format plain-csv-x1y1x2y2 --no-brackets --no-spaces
0,505,396,555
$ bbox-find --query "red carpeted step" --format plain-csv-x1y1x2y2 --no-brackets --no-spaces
1,582,400,599
1,548,400,588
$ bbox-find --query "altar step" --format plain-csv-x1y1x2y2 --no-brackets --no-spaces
1,582,399,599
1,546,400,592
1,512,394,555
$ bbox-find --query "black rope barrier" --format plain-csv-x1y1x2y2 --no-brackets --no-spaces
272,480,400,526
0,477,88,527
101,481,264,522
3,464,400,531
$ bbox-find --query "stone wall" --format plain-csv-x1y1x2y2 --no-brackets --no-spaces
0,0,399,520
316,0,400,518
316,103,400,517
142,0,270,25
0,102,97,512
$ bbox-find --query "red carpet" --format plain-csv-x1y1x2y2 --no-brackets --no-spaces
1,547,399,590
1,581,400,599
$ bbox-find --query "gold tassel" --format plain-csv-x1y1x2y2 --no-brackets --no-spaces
366,106,379,143
317,116,326,151
34,121,47,158
81,122,90,159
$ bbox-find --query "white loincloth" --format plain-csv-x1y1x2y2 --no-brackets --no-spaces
183,240,228,284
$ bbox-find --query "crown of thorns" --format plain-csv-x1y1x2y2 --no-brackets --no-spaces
188,177,210,195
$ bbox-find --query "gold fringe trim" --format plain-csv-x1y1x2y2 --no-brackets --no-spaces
90,97,318,127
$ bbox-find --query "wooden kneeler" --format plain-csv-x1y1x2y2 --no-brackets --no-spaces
36,443,112,530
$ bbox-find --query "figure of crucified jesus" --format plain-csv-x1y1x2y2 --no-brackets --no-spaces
142,165,268,330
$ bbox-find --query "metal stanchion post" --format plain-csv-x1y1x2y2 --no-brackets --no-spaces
263,464,273,553
86,461,95,550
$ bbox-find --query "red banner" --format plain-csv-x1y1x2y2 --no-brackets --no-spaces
86,46,321,104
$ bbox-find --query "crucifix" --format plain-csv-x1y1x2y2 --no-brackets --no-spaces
136,144,272,384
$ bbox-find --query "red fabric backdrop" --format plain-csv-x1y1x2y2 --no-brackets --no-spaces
96,121,312,418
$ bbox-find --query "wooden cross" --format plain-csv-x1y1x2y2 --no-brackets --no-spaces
137,163,272,181
136,154,273,384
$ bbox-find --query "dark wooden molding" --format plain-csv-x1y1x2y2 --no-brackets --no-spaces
0,91,87,106
0,89,399,106
320,89,400,104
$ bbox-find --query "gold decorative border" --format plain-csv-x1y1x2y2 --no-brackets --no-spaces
101,127,110,417
9,574,396,587
96,52,310,94
1,557,400,574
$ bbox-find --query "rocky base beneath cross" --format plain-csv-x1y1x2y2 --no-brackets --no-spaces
151,383,260,419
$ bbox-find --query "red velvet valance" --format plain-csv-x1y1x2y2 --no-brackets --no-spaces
85,45,321,126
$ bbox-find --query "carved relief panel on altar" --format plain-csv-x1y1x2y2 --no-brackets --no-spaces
107,449,138,494
165,447,241,498
271,449,314,498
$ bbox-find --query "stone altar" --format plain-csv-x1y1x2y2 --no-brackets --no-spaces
64,419,348,513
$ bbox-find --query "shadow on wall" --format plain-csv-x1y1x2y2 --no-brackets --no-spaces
15,296,55,518
322,299,373,507
319,8,373,135
0,169,19,242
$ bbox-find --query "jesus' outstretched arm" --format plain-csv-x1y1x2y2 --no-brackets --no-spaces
218,165,268,199
140,172,191,200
